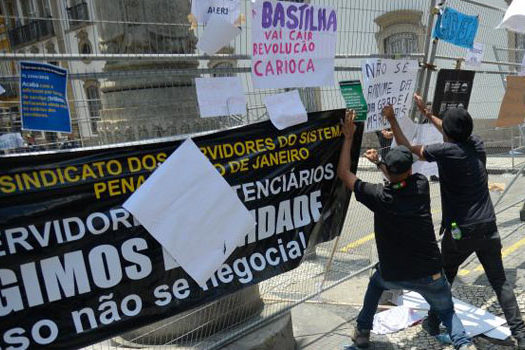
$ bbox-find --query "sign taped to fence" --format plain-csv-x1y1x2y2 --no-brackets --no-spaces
361,59,419,133
339,80,368,122
191,0,241,25
497,76,525,127
251,0,337,89
0,109,363,350
20,61,71,133
431,69,475,116
433,7,479,49
465,42,484,67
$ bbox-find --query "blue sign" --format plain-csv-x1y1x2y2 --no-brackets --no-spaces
433,7,479,49
20,61,71,133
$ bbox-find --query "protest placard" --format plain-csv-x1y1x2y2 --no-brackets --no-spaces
497,76,525,127
251,0,337,89
465,42,484,67
361,59,419,133
20,61,71,133
195,76,246,117
339,80,368,122
433,7,479,49
191,0,241,25
432,69,475,116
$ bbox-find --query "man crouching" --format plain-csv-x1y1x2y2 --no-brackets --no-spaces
337,109,475,350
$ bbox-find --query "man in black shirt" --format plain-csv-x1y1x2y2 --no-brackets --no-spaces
387,95,525,349
337,110,474,350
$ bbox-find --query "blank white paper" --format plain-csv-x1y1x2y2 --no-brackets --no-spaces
412,124,443,178
123,138,255,287
264,90,308,130
195,77,247,118
196,16,241,55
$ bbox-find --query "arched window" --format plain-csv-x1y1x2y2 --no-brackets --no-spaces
374,10,425,56
384,32,419,55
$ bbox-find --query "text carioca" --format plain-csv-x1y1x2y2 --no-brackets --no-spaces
261,2,337,32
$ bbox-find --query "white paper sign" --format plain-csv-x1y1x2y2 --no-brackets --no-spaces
123,139,255,287
251,0,337,89
412,123,442,177
362,59,419,133
397,291,509,338
195,77,247,117
191,0,241,25
496,0,525,34
197,16,241,55
264,90,307,130
0,133,24,150
465,42,485,67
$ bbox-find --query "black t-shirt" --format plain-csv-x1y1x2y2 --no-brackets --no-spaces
354,174,442,281
423,135,496,232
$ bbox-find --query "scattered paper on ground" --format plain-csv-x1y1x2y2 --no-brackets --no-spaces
123,138,255,287
264,90,308,130
195,77,246,117
397,291,509,338
372,305,426,334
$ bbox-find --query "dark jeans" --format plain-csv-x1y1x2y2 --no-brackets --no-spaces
429,230,525,339
357,269,472,349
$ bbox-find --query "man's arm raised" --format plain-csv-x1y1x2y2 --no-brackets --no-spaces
382,104,426,161
414,93,443,134
337,109,358,191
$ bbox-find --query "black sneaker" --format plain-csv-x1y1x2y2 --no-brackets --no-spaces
351,328,370,348
422,315,440,336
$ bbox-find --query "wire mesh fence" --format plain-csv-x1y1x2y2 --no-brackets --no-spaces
1,0,524,349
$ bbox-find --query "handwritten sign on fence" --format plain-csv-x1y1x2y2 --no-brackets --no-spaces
361,59,419,133
251,0,337,89
433,7,479,49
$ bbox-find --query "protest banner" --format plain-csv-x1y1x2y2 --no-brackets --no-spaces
361,59,419,133
497,76,525,127
433,7,479,49
20,61,71,133
191,0,241,25
251,0,337,89
431,69,475,116
0,109,363,350
339,80,368,122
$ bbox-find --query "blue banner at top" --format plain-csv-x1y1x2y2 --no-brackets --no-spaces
20,61,71,133
433,7,479,49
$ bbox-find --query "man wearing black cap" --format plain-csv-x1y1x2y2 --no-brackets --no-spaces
337,110,474,350
386,95,525,349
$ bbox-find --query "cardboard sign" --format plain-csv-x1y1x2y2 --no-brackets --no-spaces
497,76,525,127
20,62,71,133
339,80,368,122
433,7,479,48
251,0,337,89
361,59,419,132
432,69,475,116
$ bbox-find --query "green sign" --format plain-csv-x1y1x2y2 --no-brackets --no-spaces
339,80,368,121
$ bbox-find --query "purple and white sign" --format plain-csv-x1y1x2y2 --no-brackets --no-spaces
251,0,337,89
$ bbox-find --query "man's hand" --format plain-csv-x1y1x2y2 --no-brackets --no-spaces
414,93,429,115
342,109,356,139
382,105,395,123
381,129,393,139
364,149,380,165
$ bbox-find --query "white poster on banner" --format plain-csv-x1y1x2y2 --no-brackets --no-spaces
191,0,241,25
123,139,255,287
0,133,24,150
196,16,241,55
251,0,337,89
465,42,485,67
361,59,419,133
195,76,247,117
264,90,307,130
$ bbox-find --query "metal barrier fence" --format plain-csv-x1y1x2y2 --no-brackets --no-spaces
1,0,524,349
